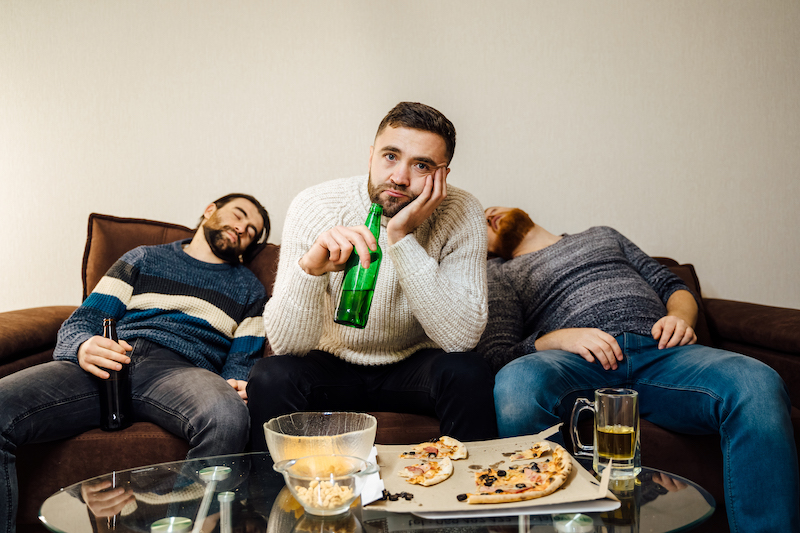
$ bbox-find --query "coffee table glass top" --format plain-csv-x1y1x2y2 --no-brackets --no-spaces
39,452,714,533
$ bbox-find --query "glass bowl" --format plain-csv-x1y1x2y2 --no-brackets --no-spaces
273,455,378,516
264,412,377,463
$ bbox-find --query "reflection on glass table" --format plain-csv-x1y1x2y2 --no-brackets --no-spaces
39,453,713,533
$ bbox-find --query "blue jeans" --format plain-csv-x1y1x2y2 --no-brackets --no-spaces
493,333,799,533
0,340,249,533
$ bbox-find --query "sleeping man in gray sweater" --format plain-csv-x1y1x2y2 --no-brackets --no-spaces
476,206,798,533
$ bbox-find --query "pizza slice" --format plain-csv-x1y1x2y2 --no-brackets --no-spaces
460,444,572,504
397,456,453,486
399,436,468,460
509,442,551,461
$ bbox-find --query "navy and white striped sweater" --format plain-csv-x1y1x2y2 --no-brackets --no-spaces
477,226,692,373
54,240,267,381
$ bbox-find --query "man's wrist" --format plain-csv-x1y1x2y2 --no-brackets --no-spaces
298,256,324,276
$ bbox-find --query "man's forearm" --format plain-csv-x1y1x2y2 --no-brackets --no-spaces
665,290,698,327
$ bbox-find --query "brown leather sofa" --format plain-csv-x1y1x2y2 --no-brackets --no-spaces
2,213,799,533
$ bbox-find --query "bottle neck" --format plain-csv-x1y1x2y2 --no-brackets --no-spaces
365,205,383,239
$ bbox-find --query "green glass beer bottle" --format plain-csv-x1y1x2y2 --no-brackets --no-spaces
335,203,383,328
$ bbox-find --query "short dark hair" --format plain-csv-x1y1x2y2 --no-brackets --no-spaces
376,102,456,164
198,193,271,253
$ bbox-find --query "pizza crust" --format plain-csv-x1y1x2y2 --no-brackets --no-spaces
510,442,551,461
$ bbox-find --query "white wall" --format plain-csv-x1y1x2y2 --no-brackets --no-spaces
2,0,799,313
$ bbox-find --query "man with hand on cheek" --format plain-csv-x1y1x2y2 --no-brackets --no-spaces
248,102,497,449
478,206,798,533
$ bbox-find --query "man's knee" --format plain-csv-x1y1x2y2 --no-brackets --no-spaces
495,355,553,399
731,358,791,412
432,352,493,388
248,355,304,393
193,392,250,452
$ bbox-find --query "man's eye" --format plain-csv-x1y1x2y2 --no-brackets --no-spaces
385,153,396,161
414,163,430,172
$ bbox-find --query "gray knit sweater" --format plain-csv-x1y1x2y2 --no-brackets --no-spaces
476,226,690,373
264,175,488,366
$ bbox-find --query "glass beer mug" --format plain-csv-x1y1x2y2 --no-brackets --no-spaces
570,388,641,480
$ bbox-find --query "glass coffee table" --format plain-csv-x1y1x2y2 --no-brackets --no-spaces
39,452,714,533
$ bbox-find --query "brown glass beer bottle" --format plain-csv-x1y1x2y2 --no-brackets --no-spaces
98,318,132,431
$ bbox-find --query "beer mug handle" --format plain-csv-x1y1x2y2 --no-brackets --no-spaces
570,397,595,458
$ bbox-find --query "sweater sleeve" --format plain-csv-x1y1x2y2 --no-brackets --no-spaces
388,192,488,352
263,192,333,355
611,228,691,304
53,251,141,364
476,260,538,373
221,283,267,381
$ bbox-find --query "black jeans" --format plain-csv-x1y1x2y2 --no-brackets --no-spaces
246,349,498,450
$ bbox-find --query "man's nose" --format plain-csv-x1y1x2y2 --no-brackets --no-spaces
390,165,410,186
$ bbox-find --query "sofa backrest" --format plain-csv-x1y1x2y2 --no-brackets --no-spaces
80,214,713,352
82,213,280,300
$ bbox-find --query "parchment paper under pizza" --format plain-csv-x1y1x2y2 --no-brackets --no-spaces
369,432,616,516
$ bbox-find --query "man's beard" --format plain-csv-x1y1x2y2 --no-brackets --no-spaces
203,225,242,263
494,209,535,260
367,173,417,218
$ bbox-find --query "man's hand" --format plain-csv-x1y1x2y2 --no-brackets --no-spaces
386,166,448,245
535,328,623,370
650,472,688,492
78,336,132,379
227,379,248,403
81,479,134,518
651,315,696,349
298,225,378,276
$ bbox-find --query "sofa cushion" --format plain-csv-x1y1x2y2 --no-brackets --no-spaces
82,214,195,299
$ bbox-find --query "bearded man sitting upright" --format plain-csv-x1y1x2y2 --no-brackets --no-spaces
476,206,799,533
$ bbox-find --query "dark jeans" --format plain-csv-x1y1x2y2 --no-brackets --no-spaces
246,349,498,451
0,340,250,533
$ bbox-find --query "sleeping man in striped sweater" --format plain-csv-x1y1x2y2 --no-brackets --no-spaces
0,194,269,533
477,206,798,533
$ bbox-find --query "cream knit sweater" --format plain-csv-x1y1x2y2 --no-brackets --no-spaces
264,175,488,366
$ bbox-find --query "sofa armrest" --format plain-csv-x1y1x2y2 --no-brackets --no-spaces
0,306,77,371
704,298,800,354
704,298,800,407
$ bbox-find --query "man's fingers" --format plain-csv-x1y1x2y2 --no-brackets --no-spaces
80,360,109,379
592,345,617,370
658,323,677,349
321,229,349,264
578,343,616,371
598,331,623,361
576,347,597,365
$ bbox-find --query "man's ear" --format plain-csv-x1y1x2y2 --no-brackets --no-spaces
201,203,217,225
368,145,374,169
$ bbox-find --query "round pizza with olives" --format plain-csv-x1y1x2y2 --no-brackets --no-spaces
459,443,572,504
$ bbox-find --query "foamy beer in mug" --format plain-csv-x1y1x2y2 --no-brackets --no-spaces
570,388,641,479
